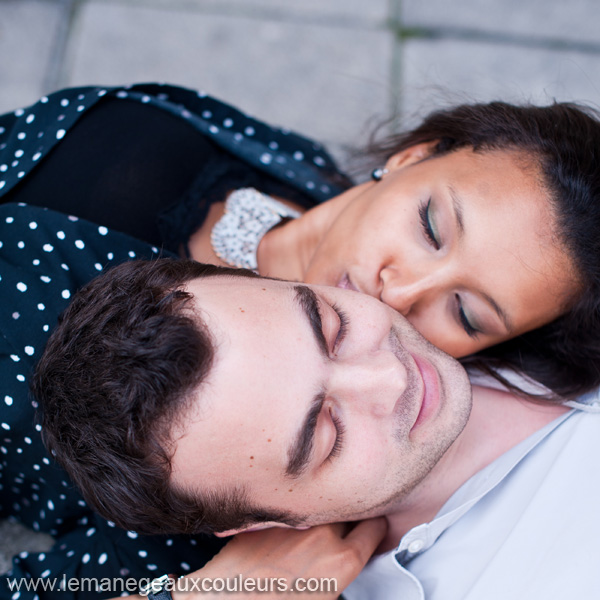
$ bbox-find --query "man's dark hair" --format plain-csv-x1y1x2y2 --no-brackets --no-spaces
32,259,300,535
368,101,600,401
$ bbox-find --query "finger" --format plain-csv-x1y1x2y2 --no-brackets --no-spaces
343,517,388,563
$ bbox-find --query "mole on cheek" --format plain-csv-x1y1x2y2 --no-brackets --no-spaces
239,308,245,313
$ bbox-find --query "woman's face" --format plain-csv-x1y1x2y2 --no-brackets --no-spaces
304,146,578,357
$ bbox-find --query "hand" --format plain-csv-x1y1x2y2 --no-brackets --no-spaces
173,518,387,600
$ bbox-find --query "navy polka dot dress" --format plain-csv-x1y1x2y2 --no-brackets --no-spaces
0,203,225,599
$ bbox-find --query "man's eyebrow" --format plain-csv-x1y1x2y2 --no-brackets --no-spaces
293,285,328,358
448,187,513,332
286,390,326,479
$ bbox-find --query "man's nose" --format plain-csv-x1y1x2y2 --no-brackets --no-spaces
379,265,435,316
330,350,409,417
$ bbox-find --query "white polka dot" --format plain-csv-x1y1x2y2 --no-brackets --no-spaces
82,553,90,564
24,345,34,355
19,552,28,559
245,126,255,136
98,89,107,97
32,152,42,161
138,550,148,557
43,325,49,332
77,105,85,112
147,564,158,571
6,216,14,223
16,282,27,292
35,424,42,432
17,241,25,248
26,114,35,124
4,396,13,406
17,132,26,140
37,303,45,311
269,141,279,150
40,569,50,578
1,423,10,430
314,156,326,166
40,275,51,283
24,437,32,444
223,118,233,128
127,531,138,539
61,263,69,270
107,252,114,260
28,221,38,230
68,215,79,221
94,263,102,271
17,374,25,382
209,125,219,134
10,354,20,362
98,553,108,565
0,164,7,171
165,539,173,546
42,457,50,465
98,226,108,235
128,251,135,258
56,230,66,239
260,153,272,165
12,591,21,600
86,527,96,537
61,289,71,299
293,151,304,161
12,312,20,319
180,562,190,570
141,95,151,103
43,244,54,252
60,98,69,107
15,108,25,117
117,91,128,99
17,171,25,178
202,110,212,118
32,258,40,265
75,239,85,249
56,129,66,140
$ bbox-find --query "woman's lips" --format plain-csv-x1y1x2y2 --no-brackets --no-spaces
410,353,441,431
337,273,360,292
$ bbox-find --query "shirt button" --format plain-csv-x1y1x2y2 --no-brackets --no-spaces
408,539,425,553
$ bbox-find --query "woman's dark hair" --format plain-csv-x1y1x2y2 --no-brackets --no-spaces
368,101,600,401
33,259,301,535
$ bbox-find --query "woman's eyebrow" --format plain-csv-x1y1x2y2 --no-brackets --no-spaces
448,184,465,238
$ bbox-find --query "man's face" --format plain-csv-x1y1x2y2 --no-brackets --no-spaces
171,277,472,529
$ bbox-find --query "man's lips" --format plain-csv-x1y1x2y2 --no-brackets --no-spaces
410,353,441,431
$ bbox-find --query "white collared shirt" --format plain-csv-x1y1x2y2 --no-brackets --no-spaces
344,391,600,600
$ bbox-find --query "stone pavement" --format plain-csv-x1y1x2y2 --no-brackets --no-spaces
2,0,600,574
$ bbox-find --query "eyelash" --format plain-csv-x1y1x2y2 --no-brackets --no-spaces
418,198,440,250
326,410,346,462
456,295,479,339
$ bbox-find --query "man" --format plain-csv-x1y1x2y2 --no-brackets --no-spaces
2,203,600,599
33,249,600,597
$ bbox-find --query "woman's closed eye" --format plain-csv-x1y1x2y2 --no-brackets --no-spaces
419,198,441,250
331,303,349,354
455,294,481,339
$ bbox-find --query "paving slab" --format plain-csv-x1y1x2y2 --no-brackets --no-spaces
0,0,67,114
401,0,600,46
64,2,393,156
119,0,389,23
400,38,600,125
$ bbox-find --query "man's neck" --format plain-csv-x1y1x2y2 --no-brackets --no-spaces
378,386,569,552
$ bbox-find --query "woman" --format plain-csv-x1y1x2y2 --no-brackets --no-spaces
1,83,598,400
1,83,599,599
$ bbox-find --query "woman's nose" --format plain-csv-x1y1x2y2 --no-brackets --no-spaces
379,265,431,316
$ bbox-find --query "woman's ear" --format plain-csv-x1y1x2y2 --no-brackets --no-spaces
214,522,310,538
385,141,439,172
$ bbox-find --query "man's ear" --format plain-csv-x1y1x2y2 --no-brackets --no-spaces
384,141,439,172
214,522,310,538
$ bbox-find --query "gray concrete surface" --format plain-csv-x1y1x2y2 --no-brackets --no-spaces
2,0,600,575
